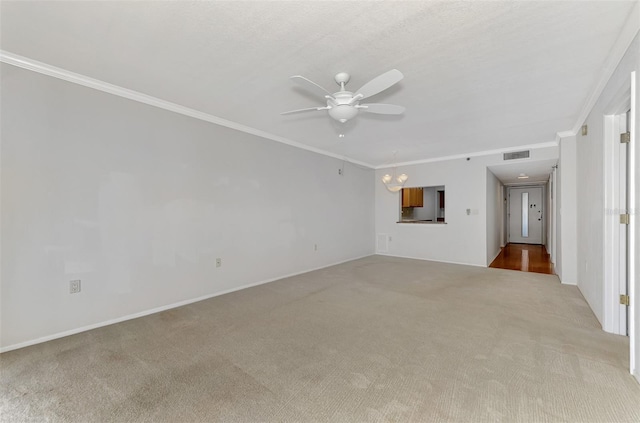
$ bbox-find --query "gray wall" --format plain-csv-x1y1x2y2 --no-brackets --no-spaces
485,169,503,266
0,64,375,350
575,33,639,325
375,147,558,266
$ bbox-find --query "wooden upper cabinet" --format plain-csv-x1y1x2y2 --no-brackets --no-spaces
402,189,410,207
413,188,424,207
402,188,424,207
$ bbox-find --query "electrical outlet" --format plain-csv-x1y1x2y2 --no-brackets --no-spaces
70,280,81,294
216,258,222,268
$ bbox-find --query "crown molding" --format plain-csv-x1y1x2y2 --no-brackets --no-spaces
0,50,376,169
570,1,640,135
375,141,559,170
556,130,577,140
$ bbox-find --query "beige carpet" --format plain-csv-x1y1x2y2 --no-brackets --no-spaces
2,255,639,422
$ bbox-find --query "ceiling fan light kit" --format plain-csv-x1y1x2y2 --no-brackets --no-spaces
281,69,406,124
382,171,409,192
329,104,359,123
381,151,408,192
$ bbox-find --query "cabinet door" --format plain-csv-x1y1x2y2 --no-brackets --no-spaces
413,188,424,207
402,188,410,207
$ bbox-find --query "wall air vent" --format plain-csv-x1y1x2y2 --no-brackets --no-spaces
503,150,530,160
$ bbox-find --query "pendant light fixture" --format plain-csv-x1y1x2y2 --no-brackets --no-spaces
381,152,408,192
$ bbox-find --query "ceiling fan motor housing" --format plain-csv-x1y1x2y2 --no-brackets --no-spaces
334,72,350,85
282,69,404,123
328,91,358,122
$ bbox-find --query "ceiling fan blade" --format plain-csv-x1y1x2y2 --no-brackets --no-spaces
290,75,334,98
355,69,404,99
280,106,328,115
358,103,405,115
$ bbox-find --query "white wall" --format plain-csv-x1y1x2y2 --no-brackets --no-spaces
558,134,578,286
550,167,558,264
375,147,558,267
486,169,503,265
555,154,563,279
545,180,551,253
575,32,639,328
0,64,375,351
502,186,508,247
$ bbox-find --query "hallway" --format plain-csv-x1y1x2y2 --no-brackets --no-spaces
490,243,555,275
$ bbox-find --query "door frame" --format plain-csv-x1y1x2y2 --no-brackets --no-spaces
603,89,630,336
602,71,636,379
550,167,558,265
506,184,546,245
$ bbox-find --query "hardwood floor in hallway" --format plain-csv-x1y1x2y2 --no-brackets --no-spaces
489,243,555,275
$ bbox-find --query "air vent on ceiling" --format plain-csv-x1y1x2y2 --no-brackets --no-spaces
503,150,530,161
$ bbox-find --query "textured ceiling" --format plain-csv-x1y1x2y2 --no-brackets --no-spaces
0,1,636,167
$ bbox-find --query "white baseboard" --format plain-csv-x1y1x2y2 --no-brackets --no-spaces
487,248,502,267
375,253,486,268
0,254,373,353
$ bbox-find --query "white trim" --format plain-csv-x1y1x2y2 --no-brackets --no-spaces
0,50,376,169
506,184,546,246
376,141,558,170
628,71,637,379
602,112,627,335
375,253,486,268
0,254,373,353
0,51,566,171
488,247,502,267
560,277,578,286
570,2,640,135
556,130,577,139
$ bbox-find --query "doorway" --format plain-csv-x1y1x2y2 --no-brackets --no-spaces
508,186,544,245
604,109,630,336
602,71,636,381
489,243,554,274
619,110,630,336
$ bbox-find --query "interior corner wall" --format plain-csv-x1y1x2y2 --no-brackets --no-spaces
555,161,563,278
558,134,578,286
486,169,503,266
374,157,487,266
0,64,375,351
575,32,639,328
374,146,558,267
502,185,508,247
545,179,551,254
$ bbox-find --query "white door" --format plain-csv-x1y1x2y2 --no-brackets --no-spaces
618,110,630,335
508,186,543,244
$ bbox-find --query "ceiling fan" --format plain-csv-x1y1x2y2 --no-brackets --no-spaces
281,69,405,123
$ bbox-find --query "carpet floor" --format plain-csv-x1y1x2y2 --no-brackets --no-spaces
1,255,639,422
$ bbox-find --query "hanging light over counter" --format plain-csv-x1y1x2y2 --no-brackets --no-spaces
381,152,408,192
